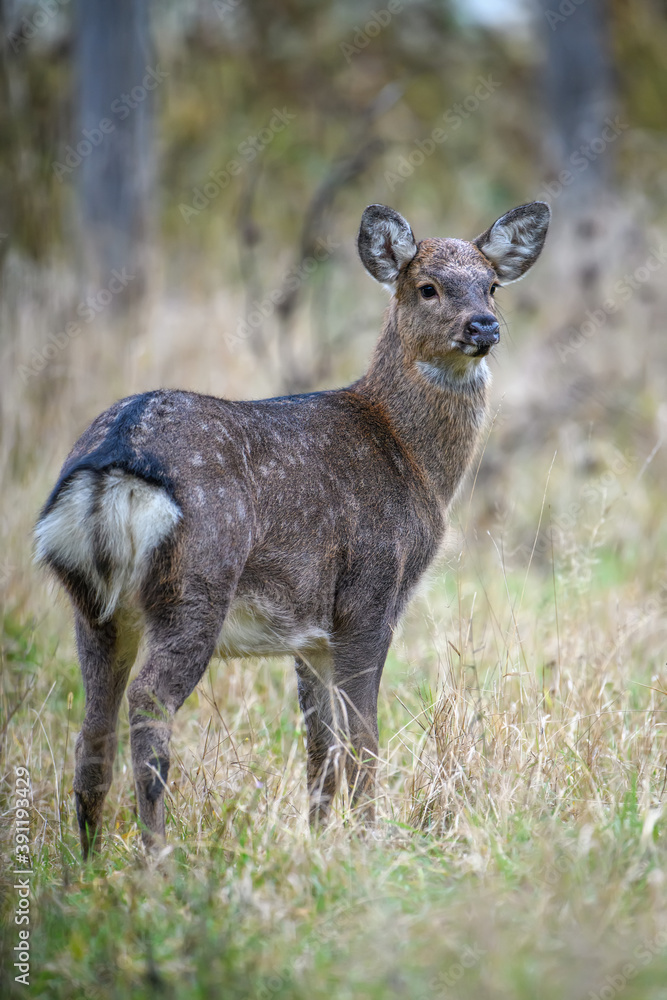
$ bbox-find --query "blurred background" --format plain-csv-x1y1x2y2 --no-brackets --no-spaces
2,0,667,718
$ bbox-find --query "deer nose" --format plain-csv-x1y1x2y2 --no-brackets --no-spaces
466,314,500,346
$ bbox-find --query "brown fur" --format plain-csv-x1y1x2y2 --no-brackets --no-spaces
35,201,549,857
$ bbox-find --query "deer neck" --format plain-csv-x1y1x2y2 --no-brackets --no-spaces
353,305,491,505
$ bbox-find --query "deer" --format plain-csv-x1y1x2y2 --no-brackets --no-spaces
35,200,550,858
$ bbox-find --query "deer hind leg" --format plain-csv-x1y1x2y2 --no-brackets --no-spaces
74,610,140,859
126,596,229,851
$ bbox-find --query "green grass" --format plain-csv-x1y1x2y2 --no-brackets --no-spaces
3,769,667,1000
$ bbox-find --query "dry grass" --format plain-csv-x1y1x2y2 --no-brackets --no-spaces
2,205,667,998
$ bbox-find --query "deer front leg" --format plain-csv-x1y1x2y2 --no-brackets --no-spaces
343,689,380,824
334,627,392,825
296,653,342,828
296,628,390,828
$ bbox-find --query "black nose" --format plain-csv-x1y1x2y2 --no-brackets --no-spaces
466,314,500,346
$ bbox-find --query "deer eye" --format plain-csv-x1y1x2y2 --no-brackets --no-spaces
490,283,499,296
420,285,437,299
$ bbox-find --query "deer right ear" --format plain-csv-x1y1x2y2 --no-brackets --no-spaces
358,205,417,290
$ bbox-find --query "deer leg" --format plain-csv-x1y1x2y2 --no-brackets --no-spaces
338,673,384,824
74,610,140,859
332,621,393,825
342,685,381,824
126,598,228,850
297,630,390,828
296,652,344,828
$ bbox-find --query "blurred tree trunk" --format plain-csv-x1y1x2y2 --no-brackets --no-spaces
75,0,155,302
538,0,618,296
0,4,10,277
539,0,616,203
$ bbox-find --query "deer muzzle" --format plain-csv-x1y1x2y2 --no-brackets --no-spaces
463,314,500,356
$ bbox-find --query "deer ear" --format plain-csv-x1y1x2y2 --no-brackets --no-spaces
358,204,417,289
474,202,550,284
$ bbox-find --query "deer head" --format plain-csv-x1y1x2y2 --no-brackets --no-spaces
358,201,550,381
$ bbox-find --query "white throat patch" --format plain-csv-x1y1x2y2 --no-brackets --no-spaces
416,356,490,390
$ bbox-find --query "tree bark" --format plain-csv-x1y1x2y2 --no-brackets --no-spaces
75,0,155,302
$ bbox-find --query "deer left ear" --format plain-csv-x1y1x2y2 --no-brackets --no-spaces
474,202,551,284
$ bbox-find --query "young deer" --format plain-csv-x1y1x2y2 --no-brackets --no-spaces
35,201,549,858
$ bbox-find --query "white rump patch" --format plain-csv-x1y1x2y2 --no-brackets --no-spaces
35,469,181,620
